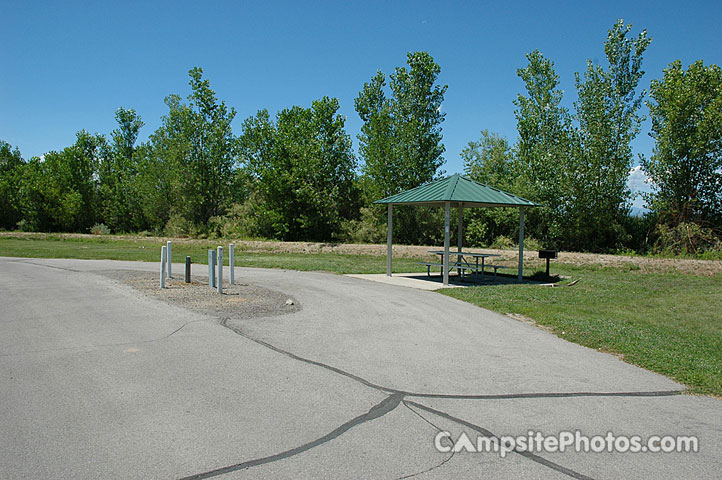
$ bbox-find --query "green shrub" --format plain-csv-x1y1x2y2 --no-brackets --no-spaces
339,207,386,244
524,237,542,251
218,202,254,239
490,235,514,249
16,219,34,232
164,214,193,238
654,222,721,256
90,223,111,235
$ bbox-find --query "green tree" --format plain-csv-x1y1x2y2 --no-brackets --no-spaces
356,52,446,198
355,70,395,201
461,130,518,246
240,97,358,241
355,51,447,244
20,131,106,232
0,141,25,229
570,19,651,250
513,49,573,246
99,107,145,232
642,60,722,229
462,130,514,188
148,67,238,231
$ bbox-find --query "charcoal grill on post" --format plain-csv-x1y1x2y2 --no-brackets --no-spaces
538,249,558,277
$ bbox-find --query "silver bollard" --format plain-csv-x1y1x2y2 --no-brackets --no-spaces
208,249,216,288
208,250,212,286
217,246,223,294
166,241,172,278
160,245,167,288
229,243,235,285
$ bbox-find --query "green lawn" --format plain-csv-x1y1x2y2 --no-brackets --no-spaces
0,235,428,274
441,264,722,396
1,235,721,396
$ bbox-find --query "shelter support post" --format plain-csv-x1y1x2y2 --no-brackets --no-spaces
518,207,525,282
443,201,450,286
457,204,463,276
386,204,393,277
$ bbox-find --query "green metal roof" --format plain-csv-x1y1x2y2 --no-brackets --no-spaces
374,174,539,208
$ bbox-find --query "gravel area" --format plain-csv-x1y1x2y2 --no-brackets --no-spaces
99,270,299,319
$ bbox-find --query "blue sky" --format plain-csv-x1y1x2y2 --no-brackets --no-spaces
2,0,720,208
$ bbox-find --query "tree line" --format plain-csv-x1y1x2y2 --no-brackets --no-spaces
1,19,720,254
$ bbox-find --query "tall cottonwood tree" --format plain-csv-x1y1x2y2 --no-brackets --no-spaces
570,19,651,250
513,49,573,245
642,60,722,229
356,52,446,198
148,67,237,229
99,107,145,232
355,51,447,243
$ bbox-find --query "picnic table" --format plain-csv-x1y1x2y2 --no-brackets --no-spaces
423,250,505,281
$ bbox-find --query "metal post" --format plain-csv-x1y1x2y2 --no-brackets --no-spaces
160,246,167,289
443,201,450,286
518,207,525,282
386,204,393,277
185,256,191,283
217,246,223,294
208,249,216,288
457,204,463,277
229,243,235,285
166,241,172,278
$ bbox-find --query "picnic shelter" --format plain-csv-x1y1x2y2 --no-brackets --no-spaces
374,174,539,286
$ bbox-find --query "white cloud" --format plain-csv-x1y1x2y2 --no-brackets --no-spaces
627,165,653,213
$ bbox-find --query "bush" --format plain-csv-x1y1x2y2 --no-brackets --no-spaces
164,214,193,238
653,222,721,256
524,237,542,251
339,207,386,244
90,223,111,235
490,235,514,249
217,202,255,239
16,219,35,232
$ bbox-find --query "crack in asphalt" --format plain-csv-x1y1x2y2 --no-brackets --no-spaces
178,393,405,480
220,319,682,401
12,259,81,272
180,318,685,480
396,401,456,479
0,320,204,357
406,400,596,480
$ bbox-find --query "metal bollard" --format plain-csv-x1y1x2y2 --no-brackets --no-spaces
185,256,191,283
229,243,235,285
208,249,216,288
166,241,172,278
217,246,223,294
160,245,167,288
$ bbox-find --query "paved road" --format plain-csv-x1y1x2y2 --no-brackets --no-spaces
1,257,720,479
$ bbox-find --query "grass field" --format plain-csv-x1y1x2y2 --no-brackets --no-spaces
1,234,720,396
0,235,428,274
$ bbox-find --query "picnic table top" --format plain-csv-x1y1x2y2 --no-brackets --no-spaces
427,250,501,258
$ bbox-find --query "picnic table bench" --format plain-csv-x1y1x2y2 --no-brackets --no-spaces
420,250,509,281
